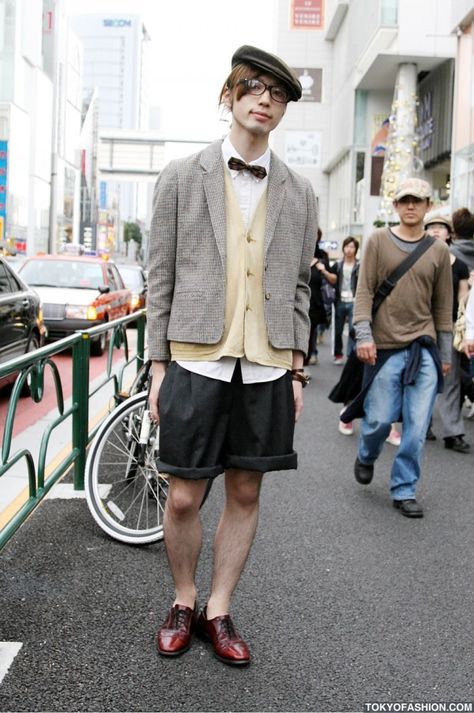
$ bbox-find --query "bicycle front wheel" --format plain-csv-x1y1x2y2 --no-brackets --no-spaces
85,392,166,544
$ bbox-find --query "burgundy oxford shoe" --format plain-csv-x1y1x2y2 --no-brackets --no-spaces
196,607,250,666
156,603,197,657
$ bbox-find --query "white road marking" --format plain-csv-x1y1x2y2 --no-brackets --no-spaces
45,484,86,499
0,642,23,684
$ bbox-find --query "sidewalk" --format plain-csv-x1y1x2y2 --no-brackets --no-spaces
0,339,140,526
0,342,473,713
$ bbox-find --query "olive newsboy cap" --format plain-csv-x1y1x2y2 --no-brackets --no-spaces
232,45,302,101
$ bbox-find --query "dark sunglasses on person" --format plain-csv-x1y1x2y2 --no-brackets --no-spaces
238,78,289,104
397,195,426,205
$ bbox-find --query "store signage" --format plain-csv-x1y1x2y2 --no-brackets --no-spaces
417,60,454,168
292,67,322,102
290,0,324,29
285,131,322,168
419,92,434,151
0,141,7,240
103,19,132,27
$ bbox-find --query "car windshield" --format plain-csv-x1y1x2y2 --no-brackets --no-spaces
119,267,144,289
21,259,104,289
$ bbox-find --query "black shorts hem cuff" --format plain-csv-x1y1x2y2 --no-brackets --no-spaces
156,459,223,480
224,451,298,473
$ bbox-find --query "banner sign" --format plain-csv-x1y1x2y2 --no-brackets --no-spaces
290,0,324,29
0,141,8,240
292,68,323,102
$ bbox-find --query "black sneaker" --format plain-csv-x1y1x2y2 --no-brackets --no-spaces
354,457,374,485
393,499,423,518
444,436,470,453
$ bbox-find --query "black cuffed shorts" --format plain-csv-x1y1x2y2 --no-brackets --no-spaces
156,362,297,479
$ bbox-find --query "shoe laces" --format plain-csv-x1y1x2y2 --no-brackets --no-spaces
172,607,190,630
218,616,237,639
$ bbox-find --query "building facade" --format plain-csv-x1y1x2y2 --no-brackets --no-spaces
0,0,82,255
451,1,474,210
274,0,456,252
69,13,151,252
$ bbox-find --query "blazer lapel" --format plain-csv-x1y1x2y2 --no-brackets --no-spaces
201,141,226,265
265,151,288,254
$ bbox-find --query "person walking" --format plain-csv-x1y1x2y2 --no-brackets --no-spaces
451,207,474,274
306,229,335,365
464,286,474,358
329,236,359,365
424,212,470,453
343,177,453,518
147,45,318,666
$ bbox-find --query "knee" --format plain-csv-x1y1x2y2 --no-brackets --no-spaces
166,481,202,519
226,473,262,510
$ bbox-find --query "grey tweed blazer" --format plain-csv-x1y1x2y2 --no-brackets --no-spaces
147,139,319,361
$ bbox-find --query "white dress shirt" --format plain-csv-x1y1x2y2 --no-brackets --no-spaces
176,137,287,383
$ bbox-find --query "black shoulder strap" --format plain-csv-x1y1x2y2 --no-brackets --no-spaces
372,234,436,317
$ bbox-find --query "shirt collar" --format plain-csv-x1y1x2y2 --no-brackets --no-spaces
222,136,270,181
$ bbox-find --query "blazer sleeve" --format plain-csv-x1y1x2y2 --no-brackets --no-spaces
147,161,179,361
293,180,319,354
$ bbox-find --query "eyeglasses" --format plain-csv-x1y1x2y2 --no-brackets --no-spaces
397,196,426,205
238,78,289,104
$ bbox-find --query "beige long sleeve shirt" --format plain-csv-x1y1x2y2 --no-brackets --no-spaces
354,229,453,349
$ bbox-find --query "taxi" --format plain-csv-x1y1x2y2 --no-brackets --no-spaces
19,254,131,355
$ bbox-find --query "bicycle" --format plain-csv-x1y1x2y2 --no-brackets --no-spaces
85,361,212,545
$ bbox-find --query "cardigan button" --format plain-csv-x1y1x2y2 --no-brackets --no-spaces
265,292,271,300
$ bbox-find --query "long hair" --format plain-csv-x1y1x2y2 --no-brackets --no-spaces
218,63,260,107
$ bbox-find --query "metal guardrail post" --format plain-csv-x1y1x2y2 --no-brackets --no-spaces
136,312,146,371
72,334,90,490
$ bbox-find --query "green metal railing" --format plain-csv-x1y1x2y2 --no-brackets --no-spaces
0,311,146,549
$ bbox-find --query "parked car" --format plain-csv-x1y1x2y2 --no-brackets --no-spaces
0,257,47,394
19,255,131,356
117,263,147,313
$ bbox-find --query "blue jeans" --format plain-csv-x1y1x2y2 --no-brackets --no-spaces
358,348,438,500
334,301,354,357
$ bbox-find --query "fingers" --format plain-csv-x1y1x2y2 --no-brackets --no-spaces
292,382,304,422
356,342,377,365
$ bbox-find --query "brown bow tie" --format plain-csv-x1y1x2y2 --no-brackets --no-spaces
228,156,267,180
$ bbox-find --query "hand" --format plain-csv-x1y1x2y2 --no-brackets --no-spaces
149,362,167,423
464,340,474,358
356,341,377,365
315,261,325,272
292,380,304,422
441,362,451,377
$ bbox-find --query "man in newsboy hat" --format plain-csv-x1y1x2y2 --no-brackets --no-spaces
147,45,318,665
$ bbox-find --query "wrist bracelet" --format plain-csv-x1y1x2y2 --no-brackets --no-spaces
291,370,310,387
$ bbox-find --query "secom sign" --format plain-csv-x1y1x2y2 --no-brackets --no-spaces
103,19,132,27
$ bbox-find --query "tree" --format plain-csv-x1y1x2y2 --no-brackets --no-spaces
123,221,142,247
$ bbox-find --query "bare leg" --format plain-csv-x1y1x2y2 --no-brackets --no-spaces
207,469,263,619
164,476,210,609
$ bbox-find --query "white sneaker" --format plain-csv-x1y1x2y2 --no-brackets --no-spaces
386,429,401,446
338,420,353,436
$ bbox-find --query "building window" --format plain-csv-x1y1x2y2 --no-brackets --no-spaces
370,156,384,196
380,0,398,26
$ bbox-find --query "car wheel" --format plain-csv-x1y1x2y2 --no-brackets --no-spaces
91,327,108,357
20,335,40,397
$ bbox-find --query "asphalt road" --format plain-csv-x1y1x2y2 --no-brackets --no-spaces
1,341,473,713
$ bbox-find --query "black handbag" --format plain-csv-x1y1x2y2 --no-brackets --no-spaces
328,235,435,404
